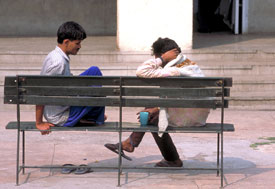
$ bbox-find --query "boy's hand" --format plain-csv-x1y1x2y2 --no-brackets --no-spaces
36,122,55,135
161,48,179,64
137,107,159,125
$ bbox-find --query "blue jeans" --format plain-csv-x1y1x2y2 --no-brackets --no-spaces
63,66,105,127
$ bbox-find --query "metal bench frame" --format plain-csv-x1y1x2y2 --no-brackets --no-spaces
4,75,234,188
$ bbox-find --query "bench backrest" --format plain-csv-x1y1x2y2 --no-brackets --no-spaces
4,76,232,109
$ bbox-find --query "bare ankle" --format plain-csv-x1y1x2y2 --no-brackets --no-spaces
122,139,134,152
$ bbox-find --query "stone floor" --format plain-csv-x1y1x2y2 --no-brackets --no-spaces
1,32,275,188
1,108,275,188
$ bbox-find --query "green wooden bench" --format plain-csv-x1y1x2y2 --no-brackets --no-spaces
4,75,234,188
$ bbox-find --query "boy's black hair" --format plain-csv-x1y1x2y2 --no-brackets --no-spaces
151,37,181,57
57,21,87,44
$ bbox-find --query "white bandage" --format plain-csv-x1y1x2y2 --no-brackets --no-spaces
164,53,186,68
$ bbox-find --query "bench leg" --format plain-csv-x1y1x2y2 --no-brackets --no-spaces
16,125,20,185
217,133,220,176
117,142,122,187
117,121,122,187
117,138,122,187
117,93,123,187
22,131,25,175
221,132,224,188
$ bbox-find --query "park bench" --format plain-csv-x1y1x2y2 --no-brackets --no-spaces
4,75,234,188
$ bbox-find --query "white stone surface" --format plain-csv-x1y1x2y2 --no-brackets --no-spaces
117,0,193,51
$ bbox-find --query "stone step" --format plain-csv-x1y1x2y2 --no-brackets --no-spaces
2,63,275,73
229,97,275,110
1,50,275,66
1,36,275,111
1,65,275,82
1,35,275,65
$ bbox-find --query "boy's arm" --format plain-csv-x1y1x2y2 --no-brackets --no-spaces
136,58,181,78
36,105,54,135
136,49,181,78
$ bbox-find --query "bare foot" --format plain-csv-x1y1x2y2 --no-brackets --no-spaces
79,119,96,126
122,138,134,152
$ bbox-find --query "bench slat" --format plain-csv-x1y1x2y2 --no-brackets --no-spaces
5,86,120,96
123,88,230,98
5,95,228,108
6,121,234,132
123,98,228,108
5,76,233,87
5,76,122,86
122,77,232,87
5,96,121,106
5,86,230,97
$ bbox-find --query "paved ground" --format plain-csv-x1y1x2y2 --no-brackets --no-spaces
1,33,275,188
1,108,275,189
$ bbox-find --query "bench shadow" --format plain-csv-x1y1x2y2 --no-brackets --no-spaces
86,156,274,187
20,156,275,188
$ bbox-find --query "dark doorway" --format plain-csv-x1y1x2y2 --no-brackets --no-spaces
194,0,231,33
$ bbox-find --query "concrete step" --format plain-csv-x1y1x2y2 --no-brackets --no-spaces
2,66,275,80
1,35,275,65
1,35,275,110
2,64,275,82
229,98,275,110
1,50,275,66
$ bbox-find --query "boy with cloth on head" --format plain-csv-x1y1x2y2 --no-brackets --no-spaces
105,37,209,167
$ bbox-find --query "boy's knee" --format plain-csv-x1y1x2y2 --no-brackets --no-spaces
87,66,102,76
89,66,100,71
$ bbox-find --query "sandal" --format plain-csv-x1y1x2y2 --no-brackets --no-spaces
74,164,93,175
104,143,132,161
61,164,77,174
155,159,183,167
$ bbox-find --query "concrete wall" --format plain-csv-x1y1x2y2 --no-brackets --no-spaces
0,0,116,36
117,0,193,51
248,0,275,33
